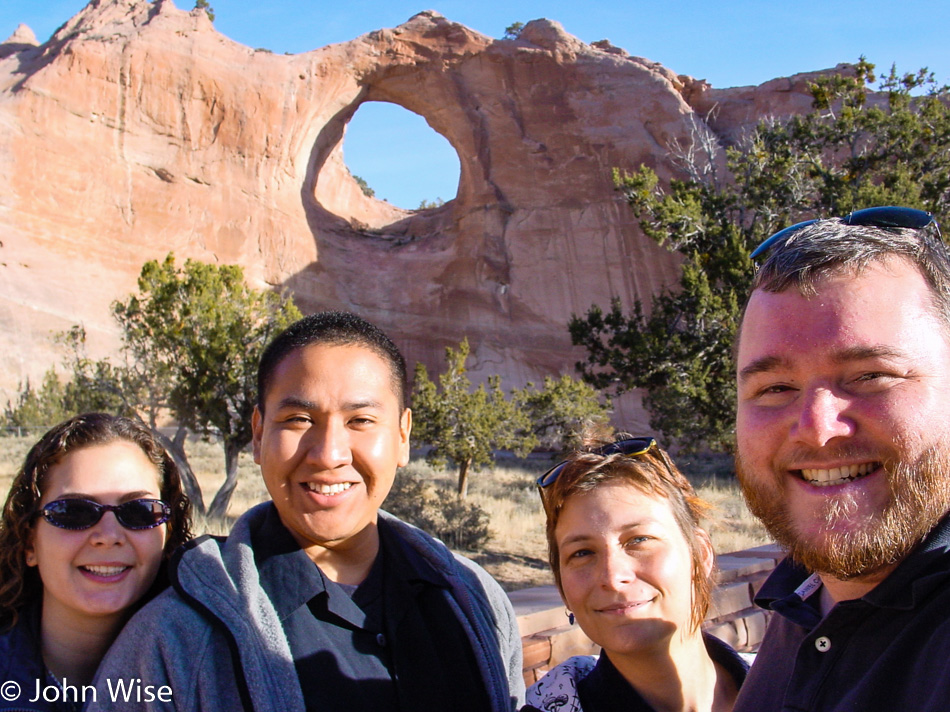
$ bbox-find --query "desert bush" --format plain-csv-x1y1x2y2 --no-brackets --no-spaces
386,467,491,550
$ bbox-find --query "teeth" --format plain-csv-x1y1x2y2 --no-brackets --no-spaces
800,462,875,487
305,482,354,495
83,565,128,576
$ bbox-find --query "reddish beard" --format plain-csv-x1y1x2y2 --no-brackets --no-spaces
736,447,950,579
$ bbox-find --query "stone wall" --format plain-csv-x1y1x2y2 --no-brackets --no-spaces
512,543,784,686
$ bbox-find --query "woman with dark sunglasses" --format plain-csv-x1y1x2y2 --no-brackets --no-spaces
0,413,192,711
524,437,747,712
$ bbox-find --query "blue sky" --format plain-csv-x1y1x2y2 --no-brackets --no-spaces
3,0,948,207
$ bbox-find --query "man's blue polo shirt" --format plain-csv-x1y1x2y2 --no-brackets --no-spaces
252,506,490,712
734,514,950,711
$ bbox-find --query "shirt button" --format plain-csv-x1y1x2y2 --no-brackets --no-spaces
815,636,831,653
376,633,387,647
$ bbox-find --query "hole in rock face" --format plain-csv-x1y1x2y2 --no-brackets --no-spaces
343,101,460,211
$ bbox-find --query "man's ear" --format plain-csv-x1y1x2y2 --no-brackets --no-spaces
251,405,264,464
398,408,412,467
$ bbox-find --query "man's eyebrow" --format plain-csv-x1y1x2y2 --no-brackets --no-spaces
739,346,909,382
273,396,385,411
738,355,788,382
343,399,384,411
830,345,907,363
274,396,318,411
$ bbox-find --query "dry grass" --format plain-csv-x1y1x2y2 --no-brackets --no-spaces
400,457,555,590
0,436,770,591
395,453,771,590
183,439,269,537
677,451,772,555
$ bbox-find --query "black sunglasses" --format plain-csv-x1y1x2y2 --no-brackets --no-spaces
537,437,658,488
750,206,940,261
39,498,171,531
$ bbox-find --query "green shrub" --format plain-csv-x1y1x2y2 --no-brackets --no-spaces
385,469,491,550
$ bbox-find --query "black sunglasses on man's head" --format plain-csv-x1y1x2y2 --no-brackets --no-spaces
750,206,940,261
536,437,657,488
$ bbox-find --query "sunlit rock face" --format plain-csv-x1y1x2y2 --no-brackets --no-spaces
0,0,833,428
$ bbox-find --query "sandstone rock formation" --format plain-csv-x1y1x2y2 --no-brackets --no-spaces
0,0,836,428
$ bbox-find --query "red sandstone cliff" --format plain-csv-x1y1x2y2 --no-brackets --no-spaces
0,0,843,427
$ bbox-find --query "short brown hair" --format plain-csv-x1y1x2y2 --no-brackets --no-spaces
752,218,950,318
538,439,713,632
0,413,193,628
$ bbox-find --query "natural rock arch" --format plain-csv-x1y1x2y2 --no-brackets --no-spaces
0,0,832,427
307,97,460,241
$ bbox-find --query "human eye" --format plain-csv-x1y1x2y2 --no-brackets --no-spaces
744,381,797,406
562,546,594,566
623,535,654,551
348,414,377,428
852,370,896,386
278,412,312,426
845,371,906,397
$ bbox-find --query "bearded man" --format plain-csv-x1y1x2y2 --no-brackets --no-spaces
733,206,950,711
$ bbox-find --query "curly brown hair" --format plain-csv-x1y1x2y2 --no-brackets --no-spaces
0,413,192,628
538,436,713,633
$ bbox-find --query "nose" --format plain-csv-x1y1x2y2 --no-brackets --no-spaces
600,547,636,591
304,420,353,471
89,511,126,546
793,386,855,448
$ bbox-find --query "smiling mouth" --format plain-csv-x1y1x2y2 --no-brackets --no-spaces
305,482,354,496
599,598,655,613
798,462,878,487
81,565,130,577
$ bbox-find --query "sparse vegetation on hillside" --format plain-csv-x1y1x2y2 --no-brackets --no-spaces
194,0,215,22
353,173,375,198
2,372,69,431
503,22,524,40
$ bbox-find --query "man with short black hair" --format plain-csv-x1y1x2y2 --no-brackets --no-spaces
93,311,524,712
733,207,950,710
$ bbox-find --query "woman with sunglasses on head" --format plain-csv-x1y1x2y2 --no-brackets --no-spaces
524,437,747,712
0,413,192,711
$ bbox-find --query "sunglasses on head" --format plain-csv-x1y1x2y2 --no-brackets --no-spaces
750,206,940,261
537,437,658,488
38,498,171,531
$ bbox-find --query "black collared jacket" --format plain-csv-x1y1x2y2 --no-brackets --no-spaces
0,605,60,712
735,514,950,711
